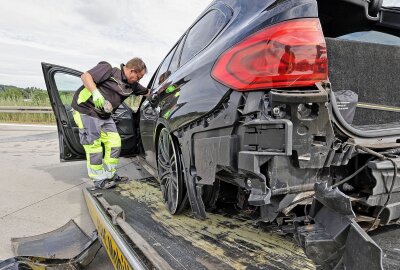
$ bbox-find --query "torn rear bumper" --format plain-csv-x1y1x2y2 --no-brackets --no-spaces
0,220,100,270
295,183,400,270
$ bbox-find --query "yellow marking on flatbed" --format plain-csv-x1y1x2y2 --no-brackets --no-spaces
85,192,133,270
118,181,315,270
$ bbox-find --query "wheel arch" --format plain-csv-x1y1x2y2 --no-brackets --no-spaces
154,122,166,165
154,119,181,167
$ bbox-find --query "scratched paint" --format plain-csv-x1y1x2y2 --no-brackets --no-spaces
118,180,315,270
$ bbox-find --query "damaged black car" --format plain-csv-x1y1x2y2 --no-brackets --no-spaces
42,0,400,269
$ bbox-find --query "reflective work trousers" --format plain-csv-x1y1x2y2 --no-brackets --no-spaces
73,111,121,181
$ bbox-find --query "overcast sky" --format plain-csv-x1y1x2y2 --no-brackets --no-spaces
1,0,398,89
0,0,211,89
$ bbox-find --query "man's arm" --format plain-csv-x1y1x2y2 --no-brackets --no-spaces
81,61,113,92
81,72,98,93
80,71,105,109
80,62,112,109
134,83,151,97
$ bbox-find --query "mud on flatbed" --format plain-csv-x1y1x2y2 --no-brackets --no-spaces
90,171,315,270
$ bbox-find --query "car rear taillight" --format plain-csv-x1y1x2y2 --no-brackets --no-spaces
211,18,328,91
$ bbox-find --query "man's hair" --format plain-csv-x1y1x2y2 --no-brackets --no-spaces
126,57,147,74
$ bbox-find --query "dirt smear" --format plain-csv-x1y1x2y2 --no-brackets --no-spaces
118,180,315,270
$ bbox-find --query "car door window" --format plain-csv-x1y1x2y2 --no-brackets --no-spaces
53,73,82,107
169,36,186,74
180,9,227,66
152,46,177,90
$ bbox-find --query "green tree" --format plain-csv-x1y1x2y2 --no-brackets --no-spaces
0,88,24,99
31,90,49,105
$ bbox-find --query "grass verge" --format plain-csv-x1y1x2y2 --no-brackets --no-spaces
0,113,56,125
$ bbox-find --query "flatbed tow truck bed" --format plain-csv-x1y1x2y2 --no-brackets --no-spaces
83,161,315,270
83,160,400,270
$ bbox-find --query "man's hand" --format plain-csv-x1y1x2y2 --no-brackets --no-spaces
145,89,151,97
92,89,105,109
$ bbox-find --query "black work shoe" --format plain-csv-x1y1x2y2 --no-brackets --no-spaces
93,179,117,190
111,174,129,182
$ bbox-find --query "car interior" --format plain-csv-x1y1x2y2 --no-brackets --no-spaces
318,0,400,131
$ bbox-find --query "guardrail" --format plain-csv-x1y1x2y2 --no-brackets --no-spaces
0,106,53,114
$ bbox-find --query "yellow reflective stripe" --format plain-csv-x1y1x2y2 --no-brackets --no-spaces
105,132,122,147
73,111,84,129
104,158,118,165
99,131,120,177
88,164,103,171
101,131,121,147
83,139,102,153
77,87,92,104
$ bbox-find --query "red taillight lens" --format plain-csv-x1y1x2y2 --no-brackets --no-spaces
211,18,328,91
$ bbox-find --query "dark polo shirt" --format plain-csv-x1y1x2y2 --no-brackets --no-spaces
72,61,148,119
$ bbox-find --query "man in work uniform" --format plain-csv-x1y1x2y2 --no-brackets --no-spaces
71,58,149,189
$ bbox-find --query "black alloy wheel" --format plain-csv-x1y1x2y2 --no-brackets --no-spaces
157,127,186,214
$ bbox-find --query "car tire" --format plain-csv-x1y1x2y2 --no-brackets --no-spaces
157,127,187,214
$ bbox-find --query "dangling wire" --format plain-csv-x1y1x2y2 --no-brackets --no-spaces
331,157,375,188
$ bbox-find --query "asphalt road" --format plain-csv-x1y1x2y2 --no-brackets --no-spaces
0,123,120,269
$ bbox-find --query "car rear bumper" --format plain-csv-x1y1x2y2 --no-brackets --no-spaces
183,83,342,205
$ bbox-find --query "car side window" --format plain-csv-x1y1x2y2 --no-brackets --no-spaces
152,46,177,90
169,36,186,74
180,9,227,66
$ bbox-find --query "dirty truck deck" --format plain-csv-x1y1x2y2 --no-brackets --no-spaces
83,160,315,270
83,160,400,270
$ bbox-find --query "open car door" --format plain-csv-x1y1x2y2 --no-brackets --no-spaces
41,62,140,161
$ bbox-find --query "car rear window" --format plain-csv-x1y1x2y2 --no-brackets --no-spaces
180,9,226,66
383,0,400,7
338,31,400,46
